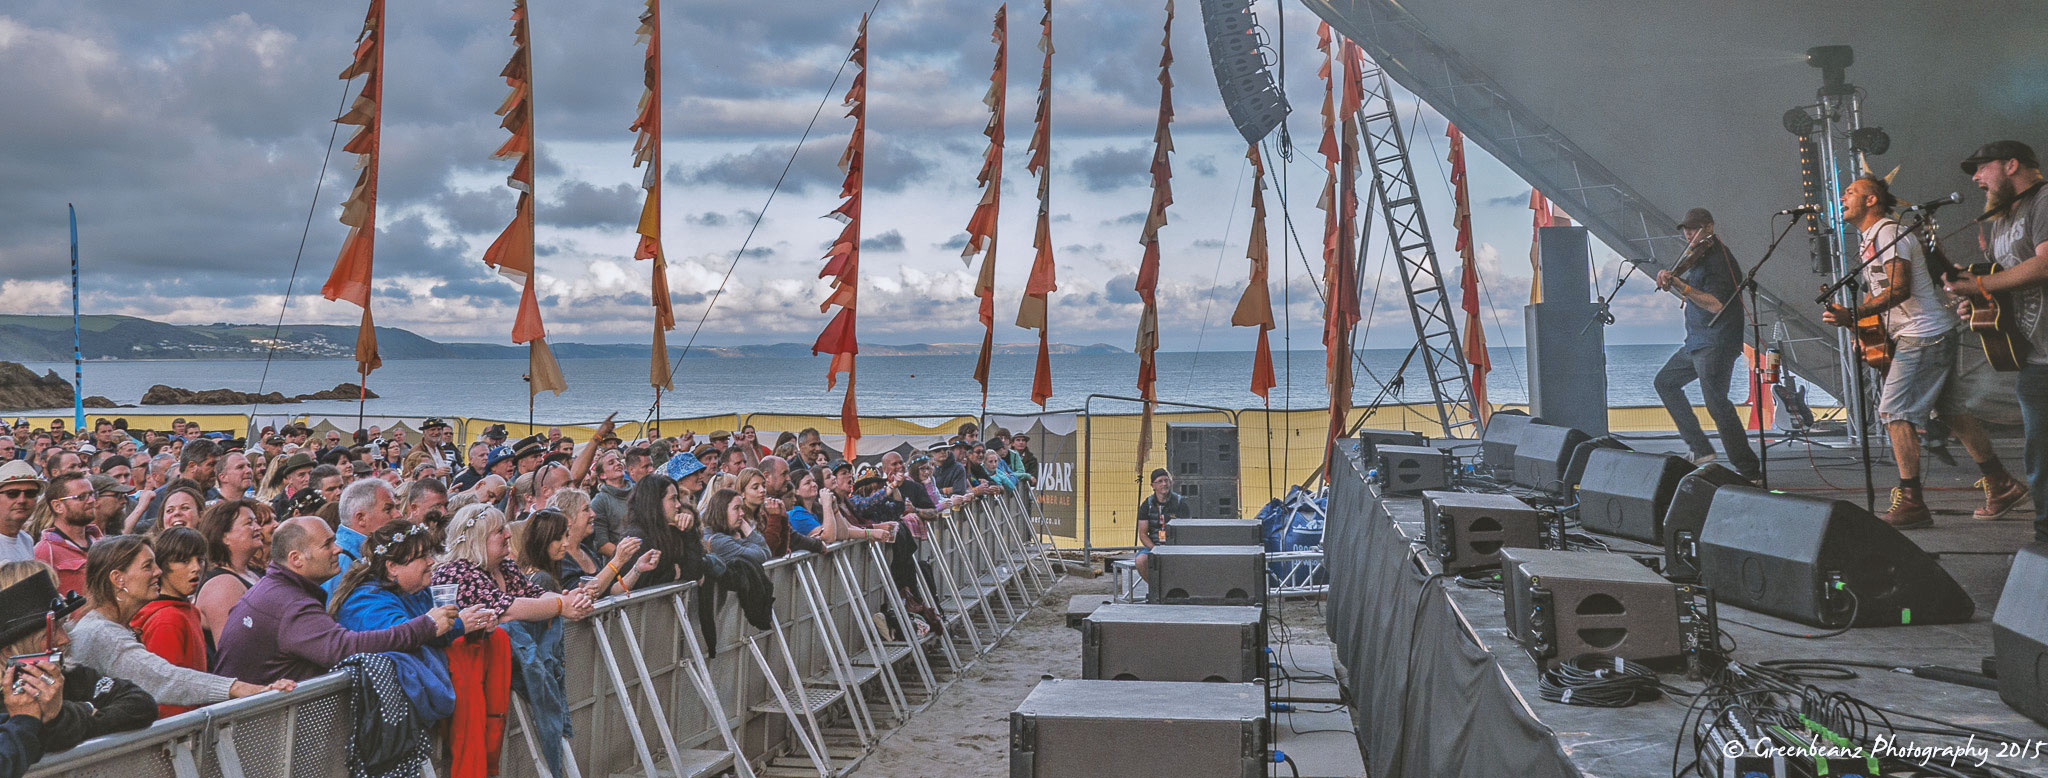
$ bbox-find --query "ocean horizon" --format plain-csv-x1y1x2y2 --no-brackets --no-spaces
17,345,1799,422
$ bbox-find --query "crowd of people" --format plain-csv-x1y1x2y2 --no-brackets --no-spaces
0,413,1037,777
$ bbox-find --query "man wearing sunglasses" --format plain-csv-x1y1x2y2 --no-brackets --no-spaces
0,462,42,563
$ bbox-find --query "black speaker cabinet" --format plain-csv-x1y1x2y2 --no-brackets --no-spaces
1175,477,1240,520
1011,680,1268,778
1375,444,1449,494
1481,413,1535,476
1576,449,1693,543
1500,548,1707,669
1148,545,1266,606
1422,491,1545,572
1994,543,2048,727
1167,422,1238,481
1698,487,1974,628
1562,436,1631,496
1167,519,1264,547
1356,428,1427,462
1082,604,1265,683
1512,423,1590,493
1660,464,1749,583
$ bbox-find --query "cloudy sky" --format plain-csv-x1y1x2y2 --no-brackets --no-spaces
0,0,1687,353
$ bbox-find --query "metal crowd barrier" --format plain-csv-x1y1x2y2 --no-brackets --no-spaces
28,489,1060,778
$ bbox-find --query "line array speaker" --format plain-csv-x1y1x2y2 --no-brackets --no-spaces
1423,490,1544,572
1500,548,1717,670
1374,445,1449,494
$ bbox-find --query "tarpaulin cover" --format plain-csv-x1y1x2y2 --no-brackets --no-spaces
1325,439,1579,777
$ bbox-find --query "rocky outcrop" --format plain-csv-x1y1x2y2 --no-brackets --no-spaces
0,362,118,411
139,382,379,406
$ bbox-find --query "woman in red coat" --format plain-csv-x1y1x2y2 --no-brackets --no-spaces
132,528,212,718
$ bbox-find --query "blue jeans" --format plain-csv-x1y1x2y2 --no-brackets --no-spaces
1655,344,1760,476
2019,364,2048,542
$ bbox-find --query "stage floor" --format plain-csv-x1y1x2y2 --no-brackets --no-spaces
1374,431,2048,777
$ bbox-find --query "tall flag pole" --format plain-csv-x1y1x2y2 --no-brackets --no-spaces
68,204,83,432
814,16,868,459
1230,145,1276,401
1446,123,1491,425
962,5,1007,414
1133,0,1175,469
1321,33,1364,470
630,0,675,399
484,0,566,397
323,0,386,382
1016,0,1057,408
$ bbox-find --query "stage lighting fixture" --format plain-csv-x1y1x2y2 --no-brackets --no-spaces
1850,126,1890,156
1806,45,1855,96
1782,108,1818,136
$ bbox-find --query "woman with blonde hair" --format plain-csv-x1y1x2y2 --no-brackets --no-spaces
431,505,594,624
696,472,737,518
0,560,155,752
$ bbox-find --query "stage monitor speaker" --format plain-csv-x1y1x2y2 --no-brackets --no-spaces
1480,413,1535,476
1148,545,1266,606
1993,543,2048,727
1562,436,1631,496
1374,445,1449,494
1166,519,1264,547
1355,428,1427,462
1500,548,1714,669
1513,423,1591,493
1011,679,1268,778
1423,491,1545,572
1576,449,1693,543
1082,604,1265,683
1698,487,1974,628
1660,464,1750,582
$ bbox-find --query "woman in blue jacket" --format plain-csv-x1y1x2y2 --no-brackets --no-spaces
327,521,497,722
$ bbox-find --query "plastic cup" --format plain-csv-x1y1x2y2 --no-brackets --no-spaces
430,583,459,609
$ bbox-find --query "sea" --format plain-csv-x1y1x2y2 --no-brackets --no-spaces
12,345,1764,424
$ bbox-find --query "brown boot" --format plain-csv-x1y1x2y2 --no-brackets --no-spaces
1972,475,2031,521
1881,487,1932,529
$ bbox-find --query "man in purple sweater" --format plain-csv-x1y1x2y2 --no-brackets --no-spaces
212,517,456,683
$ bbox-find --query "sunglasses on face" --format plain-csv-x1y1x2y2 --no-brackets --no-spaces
0,489,36,500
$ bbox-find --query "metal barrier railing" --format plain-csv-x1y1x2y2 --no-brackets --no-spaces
28,489,1059,778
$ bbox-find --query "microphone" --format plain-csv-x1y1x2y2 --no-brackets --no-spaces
1775,205,1820,216
1907,192,1963,212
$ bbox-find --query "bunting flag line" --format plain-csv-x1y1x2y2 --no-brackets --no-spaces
1016,0,1057,407
1133,0,1175,470
1446,123,1491,425
482,0,565,395
322,0,385,378
812,15,868,458
630,0,676,392
963,6,1007,409
1230,143,1276,401
1322,35,1365,469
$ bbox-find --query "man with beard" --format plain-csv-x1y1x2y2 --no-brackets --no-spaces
33,472,99,598
1947,141,2048,542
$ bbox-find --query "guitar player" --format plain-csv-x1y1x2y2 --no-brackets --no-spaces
1948,141,2048,543
1823,176,1967,528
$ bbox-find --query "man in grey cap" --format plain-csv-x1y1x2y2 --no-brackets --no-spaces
1652,207,1760,480
1947,140,2048,541
0,461,41,562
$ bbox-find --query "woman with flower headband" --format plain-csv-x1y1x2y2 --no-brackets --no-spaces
433,505,595,624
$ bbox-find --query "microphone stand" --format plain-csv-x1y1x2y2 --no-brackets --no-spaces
1709,215,1802,490
1581,260,1643,335
1797,214,1934,513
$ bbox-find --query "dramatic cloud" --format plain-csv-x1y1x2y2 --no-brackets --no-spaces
1069,145,1151,191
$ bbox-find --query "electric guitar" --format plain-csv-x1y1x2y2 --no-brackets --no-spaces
1919,217,2031,371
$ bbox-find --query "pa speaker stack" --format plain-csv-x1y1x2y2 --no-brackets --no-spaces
1011,679,1268,777
1575,449,1693,543
1165,519,1264,547
1993,543,2048,727
1082,604,1265,683
1659,464,1750,582
1697,487,1974,628
1500,548,1713,669
1512,423,1591,493
1422,491,1544,572
1147,545,1266,606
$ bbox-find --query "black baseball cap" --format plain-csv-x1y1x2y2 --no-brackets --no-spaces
1960,140,2039,174
1677,207,1714,230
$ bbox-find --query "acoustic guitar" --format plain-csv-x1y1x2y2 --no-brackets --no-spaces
1823,302,1894,373
1919,218,2031,371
